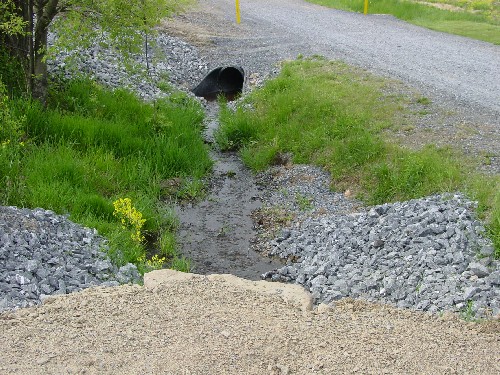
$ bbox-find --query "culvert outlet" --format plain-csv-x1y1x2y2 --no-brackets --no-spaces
192,66,244,101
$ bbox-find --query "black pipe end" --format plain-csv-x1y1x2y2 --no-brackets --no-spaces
192,66,245,101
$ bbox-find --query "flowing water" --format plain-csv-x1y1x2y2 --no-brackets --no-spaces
174,103,282,280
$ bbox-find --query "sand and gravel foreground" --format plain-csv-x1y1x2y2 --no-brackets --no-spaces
1,270,499,374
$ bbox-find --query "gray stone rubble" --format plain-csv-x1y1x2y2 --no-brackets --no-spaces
0,206,141,312
47,32,209,101
257,166,499,318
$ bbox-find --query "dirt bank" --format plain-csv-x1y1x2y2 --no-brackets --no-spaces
1,270,499,374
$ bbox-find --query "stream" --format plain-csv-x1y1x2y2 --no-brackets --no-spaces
174,103,282,280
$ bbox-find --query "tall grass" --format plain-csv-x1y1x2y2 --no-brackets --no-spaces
1,79,212,272
216,57,500,256
308,0,500,44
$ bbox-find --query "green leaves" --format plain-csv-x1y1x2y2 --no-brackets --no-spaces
0,1,27,36
51,0,192,56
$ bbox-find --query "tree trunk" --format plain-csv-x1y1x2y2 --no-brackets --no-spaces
32,30,47,103
32,0,59,104
28,0,34,95
1,0,32,94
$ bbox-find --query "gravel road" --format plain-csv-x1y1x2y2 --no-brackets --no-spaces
170,0,500,115
163,0,499,171
240,0,500,114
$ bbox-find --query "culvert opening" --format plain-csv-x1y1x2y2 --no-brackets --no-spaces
192,66,244,101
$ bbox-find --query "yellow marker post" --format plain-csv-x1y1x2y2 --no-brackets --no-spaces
236,0,241,24
364,0,369,15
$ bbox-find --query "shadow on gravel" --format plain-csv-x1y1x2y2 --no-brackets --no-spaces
174,103,282,280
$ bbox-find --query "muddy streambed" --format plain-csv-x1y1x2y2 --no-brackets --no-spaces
174,103,282,280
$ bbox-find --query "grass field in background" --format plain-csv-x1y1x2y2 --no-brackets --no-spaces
1,79,212,273
216,57,500,256
308,0,500,44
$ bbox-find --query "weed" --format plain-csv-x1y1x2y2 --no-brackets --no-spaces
0,82,26,204
217,222,233,237
215,102,258,151
416,97,432,105
113,197,146,244
156,72,173,93
415,283,422,293
279,188,290,198
225,170,237,178
139,254,166,270
176,177,206,201
460,300,477,321
254,206,295,231
158,233,175,259
295,193,313,211
0,81,25,148
170,256,192,272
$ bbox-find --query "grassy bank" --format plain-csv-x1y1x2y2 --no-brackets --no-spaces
216,57,500,256
308,0,500,45
0,79,212,273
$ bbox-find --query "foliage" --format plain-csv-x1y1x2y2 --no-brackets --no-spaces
50,0,194,57
0,0,26,36
139,254,166,270
113,197,146,243
170,256,192,272
1,0,194,101
368,146,463,204
460,300,477,321
295,193,313,211
484,184,500,257
0,79,25,203
0,80,25,147
217,57,500,256
0,79,211,272
0,46,26,98
216,103,258,151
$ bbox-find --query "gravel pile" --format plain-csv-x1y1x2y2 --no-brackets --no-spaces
0,206,141,312
47,32,209,101
256,165,499,318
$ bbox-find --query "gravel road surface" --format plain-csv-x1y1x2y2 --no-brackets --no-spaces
164,0,499,171
170,0,500,115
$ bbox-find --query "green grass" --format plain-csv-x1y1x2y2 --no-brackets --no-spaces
1,79,212,273
308,0,500,44
216,57,500,256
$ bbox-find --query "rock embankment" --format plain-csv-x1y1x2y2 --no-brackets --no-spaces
257,165,499,318
47,32,209,101
0,207,141,312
